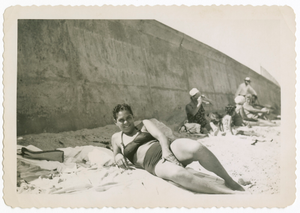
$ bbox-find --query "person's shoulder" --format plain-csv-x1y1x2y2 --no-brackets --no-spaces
236,105,243,111
111,131,122,140
111,132,122,148
222,115,230,120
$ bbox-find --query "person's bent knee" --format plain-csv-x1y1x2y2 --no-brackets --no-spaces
184,141,207,159
189,141,206,155
171,139,207,163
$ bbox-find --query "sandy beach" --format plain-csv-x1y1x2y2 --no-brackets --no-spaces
16,120,281,195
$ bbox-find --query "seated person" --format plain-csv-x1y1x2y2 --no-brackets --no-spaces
235,77,257,98
223,104,262,137
112,103,245,194
251,95,264,109
185,88,213,134
243,94,269,120
232,96,256,127
251,94,279,120
222,105,238,136
209,105,250,136
208,112,225,136
243,95,276,126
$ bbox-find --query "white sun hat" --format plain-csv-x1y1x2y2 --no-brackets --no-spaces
234,96,246,105
189,88,200,97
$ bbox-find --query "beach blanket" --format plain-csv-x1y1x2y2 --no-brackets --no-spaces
17,144,229,195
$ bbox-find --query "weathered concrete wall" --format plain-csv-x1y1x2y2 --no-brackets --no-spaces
17,20,281,135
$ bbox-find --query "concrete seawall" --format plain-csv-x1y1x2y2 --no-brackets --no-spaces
17,20,280,135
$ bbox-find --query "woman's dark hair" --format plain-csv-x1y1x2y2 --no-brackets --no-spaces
225,104,236,116
210,112,222,124
252,94,258,101
112,103,133,120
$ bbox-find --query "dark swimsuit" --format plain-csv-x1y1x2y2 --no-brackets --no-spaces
121,128,162,176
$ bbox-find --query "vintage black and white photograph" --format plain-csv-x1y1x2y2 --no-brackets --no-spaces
3,5,296,208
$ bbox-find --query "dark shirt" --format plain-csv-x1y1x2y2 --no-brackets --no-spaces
186,104,207,133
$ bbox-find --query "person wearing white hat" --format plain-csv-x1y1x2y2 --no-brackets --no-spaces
185,88,213,134
235,77,257,99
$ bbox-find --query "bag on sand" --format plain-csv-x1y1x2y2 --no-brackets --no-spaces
21,147,64,163
178,122,201,134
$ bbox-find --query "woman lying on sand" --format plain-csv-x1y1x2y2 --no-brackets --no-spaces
111,103,245,194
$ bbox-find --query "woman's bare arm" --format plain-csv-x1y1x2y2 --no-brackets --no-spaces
240,106,258,122
111,133,129,169
243,103,266,113
228,116,234,135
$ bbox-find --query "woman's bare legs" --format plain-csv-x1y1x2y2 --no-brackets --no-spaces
155,160,236,194
170,138,244,191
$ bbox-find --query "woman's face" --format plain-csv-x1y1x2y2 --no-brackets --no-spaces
114,110,135,133
191,92,201,101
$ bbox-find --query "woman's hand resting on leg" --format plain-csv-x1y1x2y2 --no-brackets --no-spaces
162,152,183,167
